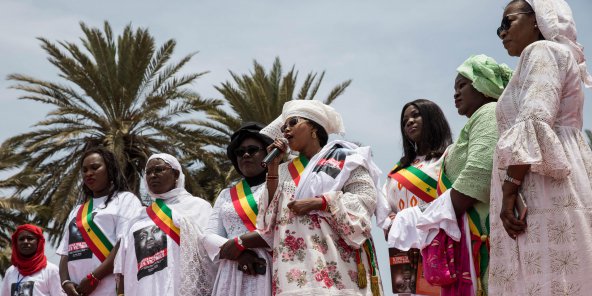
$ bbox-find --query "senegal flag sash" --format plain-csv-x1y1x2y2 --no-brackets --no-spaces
388,162,438,203
288,154,309,186
147,199,180,245
437,161,489,295
75,198,113,262
230,179,258,232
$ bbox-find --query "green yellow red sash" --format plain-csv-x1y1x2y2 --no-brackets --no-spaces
75,198,113,262
146,199,180,245
230,179,258,232
437,161,489,290
288,155,308,186
388,163,438,203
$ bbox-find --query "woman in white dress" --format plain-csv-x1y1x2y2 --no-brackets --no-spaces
57,146,143,296
489,0,592,295
1,224,64,296
259,100,383,296
114,153,215,296
204,122,274,296
375,99,451,295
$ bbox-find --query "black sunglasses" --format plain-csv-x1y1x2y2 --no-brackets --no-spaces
146,165,173,176
280,117,307,133
234,145,264,157
497,11,534,38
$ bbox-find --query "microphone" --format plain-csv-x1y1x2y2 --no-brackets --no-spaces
261,138,288,168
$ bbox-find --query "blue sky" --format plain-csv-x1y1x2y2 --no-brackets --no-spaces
1,0,591,293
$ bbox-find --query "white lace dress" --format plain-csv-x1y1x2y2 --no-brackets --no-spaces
204,183,272,296
489,40,592,295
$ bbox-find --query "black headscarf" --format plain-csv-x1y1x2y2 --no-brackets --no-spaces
227,122,274,176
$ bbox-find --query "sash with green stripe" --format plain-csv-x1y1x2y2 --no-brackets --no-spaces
230,179,258,232
437,160,490,289
388,162,438,203
288,155,309,186
75,198,113,262
146,199,180,245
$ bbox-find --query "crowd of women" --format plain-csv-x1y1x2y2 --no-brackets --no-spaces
2,0,592,295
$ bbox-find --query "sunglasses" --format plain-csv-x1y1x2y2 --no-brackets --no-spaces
234,145,264,157
280,117,307,133
145,165,173,176
497,11,534,38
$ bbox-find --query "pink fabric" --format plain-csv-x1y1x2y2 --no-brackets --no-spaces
421,229,457,286
422,218,474,296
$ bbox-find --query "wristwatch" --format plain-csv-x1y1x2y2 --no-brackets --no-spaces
504,174,522,186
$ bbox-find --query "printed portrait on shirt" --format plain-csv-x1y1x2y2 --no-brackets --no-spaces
313,145,353,178
134,224,168,280
67,216,92,261
11,281,34,296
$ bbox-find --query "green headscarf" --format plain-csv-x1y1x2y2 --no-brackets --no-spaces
457,54,513,99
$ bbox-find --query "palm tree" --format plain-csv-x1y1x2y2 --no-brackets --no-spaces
189,57,352,197
586,129,592,148
0,21,221,244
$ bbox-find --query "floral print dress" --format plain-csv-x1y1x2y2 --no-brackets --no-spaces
257,164,381,296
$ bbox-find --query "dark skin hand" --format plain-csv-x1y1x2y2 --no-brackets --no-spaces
287,198,324,216
60,255,80,296
450,189,477,218
220,232,270,260
499,164,530,239
69,242,120,295
236,250,264,276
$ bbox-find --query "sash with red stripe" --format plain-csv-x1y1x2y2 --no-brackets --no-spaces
288,155,308,186
146,199,180,245
437,159,489,293
75,198,113,262
388,162,438,204
230,179,258,232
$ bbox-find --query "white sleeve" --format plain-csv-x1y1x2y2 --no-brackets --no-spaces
115,192,143,241
113,231,129,274
0,267,14,296
203,191,230,261
46,264,67,296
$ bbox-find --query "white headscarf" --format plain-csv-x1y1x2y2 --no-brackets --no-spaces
261,100,345,139
525,0,592,87
144,153,216,295
145,153,188,201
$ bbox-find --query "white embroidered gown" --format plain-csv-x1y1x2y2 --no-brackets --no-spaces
489,40,592,296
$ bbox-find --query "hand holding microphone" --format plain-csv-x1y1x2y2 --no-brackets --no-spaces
261,138,288,168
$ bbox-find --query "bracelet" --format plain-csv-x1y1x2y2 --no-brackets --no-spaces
504,174,522,186
87,272,100,287
320,195,328,211
267,175,279,180
234,236,246,251
61,279,73,288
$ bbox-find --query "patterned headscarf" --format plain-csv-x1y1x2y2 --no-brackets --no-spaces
525,0,592,87
457,54,513,99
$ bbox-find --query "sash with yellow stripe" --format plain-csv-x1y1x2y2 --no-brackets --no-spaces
388,162,438,204
75,198,113,262
437,161,490,293
288,155,309,186
230,179,258,232
146,199,180,245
